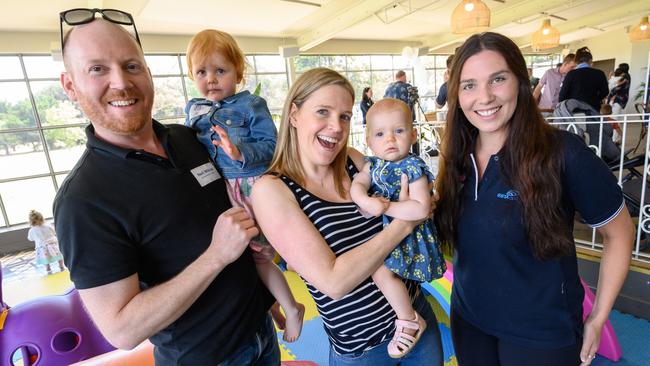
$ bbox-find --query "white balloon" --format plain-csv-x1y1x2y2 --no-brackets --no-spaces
402,46,415,60
401,46,432,98
412,57,430,96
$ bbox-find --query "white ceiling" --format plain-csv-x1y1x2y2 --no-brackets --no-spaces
1,0,649,53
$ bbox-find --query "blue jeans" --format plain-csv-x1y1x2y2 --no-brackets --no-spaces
218,314,280,366
329,290,444,366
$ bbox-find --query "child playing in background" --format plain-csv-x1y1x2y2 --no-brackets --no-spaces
27,210,64,275
350,98,446,358
184,29,304,342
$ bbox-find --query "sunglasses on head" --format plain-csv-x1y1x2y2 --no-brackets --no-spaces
59,8,141,55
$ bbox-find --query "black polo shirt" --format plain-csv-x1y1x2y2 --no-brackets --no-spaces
54,120,272,365
452,130,624,348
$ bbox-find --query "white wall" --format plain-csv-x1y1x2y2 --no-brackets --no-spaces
0,31,418,55
567,28,650,113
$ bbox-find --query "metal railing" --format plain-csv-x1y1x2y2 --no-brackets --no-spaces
349,112,650,264
547,113,650,263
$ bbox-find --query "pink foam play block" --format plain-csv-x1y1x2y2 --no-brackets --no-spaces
581,279,622,361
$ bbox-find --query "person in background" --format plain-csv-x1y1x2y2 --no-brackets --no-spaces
27,209,65,275
533,53,576,111
385,70,419,155
435,55,454,109
184,28,304,343
559,47,614,162
607,68,630,117
528,67,540,90
360,86,374,125
617,63,631,85
436,32,634,366
385,70,416,121
55,11,278,365
616,63,632,114
559,47,609,112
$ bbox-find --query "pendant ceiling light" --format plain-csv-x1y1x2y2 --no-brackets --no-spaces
450,0,491,34
531,19,560,51
629,16,650,42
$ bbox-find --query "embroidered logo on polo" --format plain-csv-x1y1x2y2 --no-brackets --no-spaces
496,189,519,200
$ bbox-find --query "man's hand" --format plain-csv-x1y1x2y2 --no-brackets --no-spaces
211,125,242,161
208,207,258,265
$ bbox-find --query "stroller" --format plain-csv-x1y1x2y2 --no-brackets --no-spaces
554,99,620,163
555,99,649,250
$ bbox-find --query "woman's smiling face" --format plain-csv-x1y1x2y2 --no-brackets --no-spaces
289,84,353,168
458,49,519,144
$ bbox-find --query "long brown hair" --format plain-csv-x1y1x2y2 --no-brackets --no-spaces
267,68,355,198
435,32,572,260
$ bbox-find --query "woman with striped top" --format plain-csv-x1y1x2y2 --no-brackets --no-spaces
252,68,443,365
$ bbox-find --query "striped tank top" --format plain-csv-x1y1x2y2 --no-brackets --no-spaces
278,159,419,355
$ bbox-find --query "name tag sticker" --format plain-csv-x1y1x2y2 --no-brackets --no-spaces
189,104,212,120
191,162,221,187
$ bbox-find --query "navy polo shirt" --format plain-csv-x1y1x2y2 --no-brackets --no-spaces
452,130,624,348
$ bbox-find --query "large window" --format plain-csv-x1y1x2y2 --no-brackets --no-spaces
0,55,83,227
245,55,289,119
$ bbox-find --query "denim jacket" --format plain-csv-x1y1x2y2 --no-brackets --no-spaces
185,91,277,179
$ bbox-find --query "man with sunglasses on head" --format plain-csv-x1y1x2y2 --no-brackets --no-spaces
54,9,279,366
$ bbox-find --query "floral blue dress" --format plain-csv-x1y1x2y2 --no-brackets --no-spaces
368,155,446,282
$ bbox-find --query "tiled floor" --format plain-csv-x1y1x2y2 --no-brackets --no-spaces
1,250,70,306
1,250,66,283
2,250,43,283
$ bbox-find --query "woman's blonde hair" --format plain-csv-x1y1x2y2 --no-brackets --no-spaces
186,29,246,83
268,68,355,198
28,209,44,226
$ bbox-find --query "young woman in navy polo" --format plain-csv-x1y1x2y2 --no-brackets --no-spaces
435,32,634,366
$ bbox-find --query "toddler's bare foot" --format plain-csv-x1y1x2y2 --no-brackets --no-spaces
270,302,286,330
283,303,305,342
